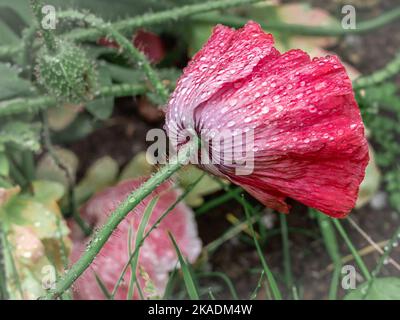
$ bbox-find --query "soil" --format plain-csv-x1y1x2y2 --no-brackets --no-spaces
68,0,400,299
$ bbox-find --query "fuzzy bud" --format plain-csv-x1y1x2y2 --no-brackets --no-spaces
36,40,98,103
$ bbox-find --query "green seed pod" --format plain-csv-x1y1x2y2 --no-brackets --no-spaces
36,40,98,103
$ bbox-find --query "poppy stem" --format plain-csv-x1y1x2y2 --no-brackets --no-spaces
353,50,400,89
29,0,57,53
41,139,198,300
0,0,264,59
0,82,148,117
194,7,400,36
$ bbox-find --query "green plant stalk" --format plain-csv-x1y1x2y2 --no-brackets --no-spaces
250,270,264,300
0,224,9,300
279,214,294,295
126,197,158,300
55,11,169,103
104,27,169,102
168,232,200,300
316,212,342,300
0,83,147,117
362,225,400,299
194,7,400,36
197,271,239,300
332,219,372,281
21,150,35,182
42,140,197,299
40,111,91,236
242,198,282,300
2,5,400,117
195,187,242,216
0,224,24,299
0,0,263,59
111,173,206,296
29,0,57,52
353,50,400,89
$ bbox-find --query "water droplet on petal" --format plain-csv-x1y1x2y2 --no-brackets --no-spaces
227,121,235,128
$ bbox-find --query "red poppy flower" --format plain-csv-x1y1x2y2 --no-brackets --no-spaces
165,21,369,217
70,179,201,300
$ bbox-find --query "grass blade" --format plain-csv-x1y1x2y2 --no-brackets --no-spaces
111,174,205,297
94,271,112,299
111,196,159,299
332,219,372,281
168,232,199,300
242,198,282,300
279,214,294,297
197,271,239,300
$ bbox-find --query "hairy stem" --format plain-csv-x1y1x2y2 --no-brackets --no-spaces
41,140,198,299
194,7,400,36
0,0,263,59
30,0,57,52
353,50,400,89
0,82,147,117
69,12,169,103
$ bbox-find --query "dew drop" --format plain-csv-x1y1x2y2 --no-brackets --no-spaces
229,98,238,107
309,104,317,113
261,107,269,114
227,121,235,128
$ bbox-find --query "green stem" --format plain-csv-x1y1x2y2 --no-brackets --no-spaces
41,140,197,299
353,51,400,89
74,12,169,102
362,225,400,299
332,219,372,281
194,7,400,36
111,173,205,297
242,198,282,300
0,223,9,300
0,82,147,117
29,0,57,52
0,0,263,59
279,214,294,295
40,111,91,236
316,212,342,300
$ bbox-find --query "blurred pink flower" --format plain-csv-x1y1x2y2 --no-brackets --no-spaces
70,178,201,299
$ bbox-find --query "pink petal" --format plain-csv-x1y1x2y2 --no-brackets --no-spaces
71,179,201,299
166,21,278,143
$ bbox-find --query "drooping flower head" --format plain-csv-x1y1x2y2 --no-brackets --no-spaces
165,21,369,217
70,179,201,300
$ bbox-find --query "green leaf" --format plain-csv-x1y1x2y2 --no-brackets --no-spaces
36,147,79,188
0,153,9,176
74,156,119,205
0,20,19,46
119,152,154,181
0,1,31,30
0,121,41,151
344,278,400,300
0,63,33,101
85,65,114,120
